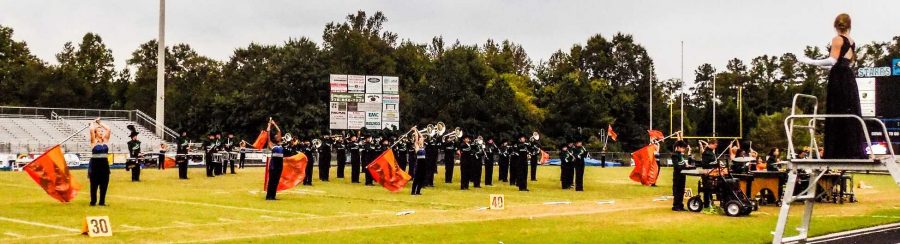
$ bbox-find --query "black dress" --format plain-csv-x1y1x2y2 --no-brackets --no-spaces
824,35,865,159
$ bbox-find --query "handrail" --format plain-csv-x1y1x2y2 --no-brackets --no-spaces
784,114,874,159
133,110,177,140
790,94,818,116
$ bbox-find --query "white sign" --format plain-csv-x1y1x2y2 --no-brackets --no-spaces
383,111,400,122
347,112,366,129
383,76,399,94
857,67,892,77
357,102,382,112
383,122,400,130
329,111,348,129
365,76,383,94
82,216,113,237
365,112,382,129
383,103,399,112
330,102,347,112
490,194,505,210
364,93,383,103
382,94,400,104
348,75,366,93
857,78,876,117
330,74,348,93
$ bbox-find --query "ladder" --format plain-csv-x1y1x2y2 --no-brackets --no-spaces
772,94,900,243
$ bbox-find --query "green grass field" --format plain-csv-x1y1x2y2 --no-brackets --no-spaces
1,165,899,243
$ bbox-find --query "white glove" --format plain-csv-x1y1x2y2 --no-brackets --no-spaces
798,55,836,67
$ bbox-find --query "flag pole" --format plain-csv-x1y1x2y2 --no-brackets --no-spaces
58,123,92,147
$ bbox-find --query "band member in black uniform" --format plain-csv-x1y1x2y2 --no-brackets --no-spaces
335,136,347,178
265,119,283,200
560,143,573,189
301,137,315,186
158,143,167,170
529,137,541,181
176,132,190,179
126,125,142,182
700,139,718,207
214,133,224,175
498,140,510,182
473,136,487,188
88,119,111,206
572,140,587,191
225,133,236,174
484,137,497,186
459,135,473,190
442,136,457,183
318,136,333,181
508,139,518,186
514,135,530,191
363,136,377,186
425,136,441,187
406,138,417,177
348,135,361,183
203,134,216,177
671,139,696,211
392,137,408,171
410,128,427,195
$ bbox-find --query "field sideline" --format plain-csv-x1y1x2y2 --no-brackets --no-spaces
1,166,900,243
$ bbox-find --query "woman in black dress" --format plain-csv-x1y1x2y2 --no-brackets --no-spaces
88,118,111,206
798,13,866,160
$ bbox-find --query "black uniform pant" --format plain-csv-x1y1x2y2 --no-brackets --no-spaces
127,160,141,182
216,160,224,175
498,157,509,181
459,159,470,190
407,156,417,178
444,156,454,183
484,158,494,186
530,156,538,181
364,157,374,185
336,154,346,178
601,155,607,168
303,156,315,185
229,158,236,174
509,158,518,186
397,155,407,172
574,160,585,191
206,155,215,177
426,157,436,186
410,158,426,195
177,156,189,179
239,154,246,168
89,174,109,205
158,156,164,170
516,158,528,190
560,161,572,189
473,159,482,187
351,159,361,183
673,170,686,210
266,161,283,200
319,155,331,181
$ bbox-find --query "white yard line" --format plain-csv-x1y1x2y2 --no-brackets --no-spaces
3,232,25,238
109,195,312,216
0,216,81,233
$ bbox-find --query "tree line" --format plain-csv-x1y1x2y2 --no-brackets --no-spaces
2,11,899,152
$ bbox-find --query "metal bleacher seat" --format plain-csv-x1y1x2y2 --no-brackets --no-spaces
0,113,167,154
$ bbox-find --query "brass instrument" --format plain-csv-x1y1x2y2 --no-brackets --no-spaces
312,139,322,149
442,127,463,141
434,122,446,137
530,131,540,142
283,133,294,143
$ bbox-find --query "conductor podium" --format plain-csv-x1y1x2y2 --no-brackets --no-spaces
772,94,900,244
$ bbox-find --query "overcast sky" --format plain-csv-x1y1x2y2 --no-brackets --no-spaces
1,0,898,83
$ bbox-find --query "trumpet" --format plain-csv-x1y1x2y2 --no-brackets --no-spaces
312,139,322,149
442,127,463,141
418,124,434,137
434,122,446,137
475,135,484,146
283,133,294,143
530,131,540,142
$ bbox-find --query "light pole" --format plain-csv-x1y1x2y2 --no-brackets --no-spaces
155,0,166,137
680,41,684,134
649,64,654,130
712,74,716,137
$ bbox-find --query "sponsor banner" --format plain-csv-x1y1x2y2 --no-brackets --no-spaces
329,111,348,129
330,102,347,112
347,112,366,129
331,93,365,103
383,76,399,94
365,111,382,129
348,75,366,93
894,58,900,76
357,102,382,112
858,78,876,117
364,93,383,103
365,76,383,94
382,94,400,104
383,111,400,122
382,121,400,130
383,103,399,112
330,74,348,93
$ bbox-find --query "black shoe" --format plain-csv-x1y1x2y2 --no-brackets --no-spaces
474,186,481,188
89,203,96,206
672,207,686,211
99,203,107,206
519,189,529,192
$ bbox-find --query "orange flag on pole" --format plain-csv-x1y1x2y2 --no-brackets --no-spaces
648,130,664,141
22,145,80,202
607,125,618,141
252,130,269,150
366,149,412,192
263,153,308,192
629,144,659,186
164,156,176,169
540,150,550,165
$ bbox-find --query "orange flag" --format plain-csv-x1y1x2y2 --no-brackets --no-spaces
264,153,308,192
540,150,550,165
607,125,618,141
22,145,80,202
366,149,412,192
648,130,664,140
629,144,659,186
252,130,269,150
164,156,176,169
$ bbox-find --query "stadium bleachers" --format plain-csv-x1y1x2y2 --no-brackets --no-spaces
0,115,167,154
